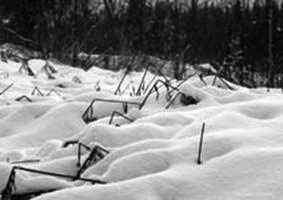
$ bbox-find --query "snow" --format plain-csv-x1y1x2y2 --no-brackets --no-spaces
0,59,282,199
0,163,12,191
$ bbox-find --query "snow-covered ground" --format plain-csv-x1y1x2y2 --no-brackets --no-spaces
0,59,282,200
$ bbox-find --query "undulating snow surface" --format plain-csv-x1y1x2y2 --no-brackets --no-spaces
0,59,282,200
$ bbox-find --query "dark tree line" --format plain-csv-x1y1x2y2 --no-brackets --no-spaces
0,0,283,85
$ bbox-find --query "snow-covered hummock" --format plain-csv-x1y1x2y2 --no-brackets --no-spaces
0,59,283,200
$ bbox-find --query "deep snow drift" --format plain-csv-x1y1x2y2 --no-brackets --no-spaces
0,59,282,200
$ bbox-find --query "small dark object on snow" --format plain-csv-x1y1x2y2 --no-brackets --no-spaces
72,76,82,84
56,83,66,88
180,94,198,106
95,86,101,92
95,81,101,91
83,115,97,124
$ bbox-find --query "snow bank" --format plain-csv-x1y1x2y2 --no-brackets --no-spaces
0,59,283,199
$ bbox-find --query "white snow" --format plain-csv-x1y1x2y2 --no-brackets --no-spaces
0,59,282,199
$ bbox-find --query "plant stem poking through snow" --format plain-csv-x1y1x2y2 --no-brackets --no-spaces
114,66,131,95
212,75,217,86
62,140,79,148
136,66,149,96
197,123,206,165
94,81,101,91
77,143,92,167
82,98,140,124
10,159,40,164
46,88,61,97
76,145,109,179
31,86,44,96
0,83,14,96
109,111,134,126
15,95,32,103
143,75,157,94
199,74,207,86
154,85,159,100
212,75,234,90
1,168,16,200
19,59,34,76
1,166,107,200
167,73,197,96
62,141,108,174
139,79,182,110
166,92,183,109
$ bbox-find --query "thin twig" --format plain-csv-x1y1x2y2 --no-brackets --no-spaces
82,98,140,123
199,74,207,86
212,75,217,86
139,79,183,110
109,111,134,125
77,143,91,167
62,140,79,148
197,123,206,165
165,92,182,109
136,66,149,96
76,145,109,178
15,95,32,102
143,75,157,95
168,72,197,96
10,159,40,164
114,66,130,95
14,166,106,184
31,86,44,96
0,83,14,95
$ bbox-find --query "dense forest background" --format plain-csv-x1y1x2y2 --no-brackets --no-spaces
0,0,282,86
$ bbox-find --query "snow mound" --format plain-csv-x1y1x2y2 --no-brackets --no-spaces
0,59,282,200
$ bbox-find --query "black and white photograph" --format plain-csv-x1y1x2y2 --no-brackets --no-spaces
0,0,283,199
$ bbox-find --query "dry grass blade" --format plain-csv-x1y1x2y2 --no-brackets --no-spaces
15,95,32,102
109,111,134,125
197,123,206,165
0,83,14,95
